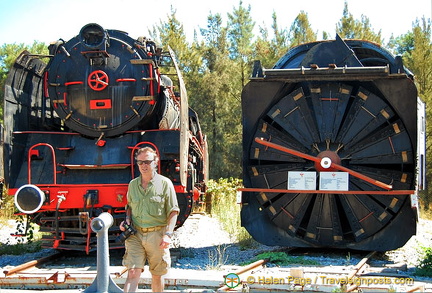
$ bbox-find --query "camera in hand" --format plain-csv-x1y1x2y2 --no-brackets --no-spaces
116,222,137,243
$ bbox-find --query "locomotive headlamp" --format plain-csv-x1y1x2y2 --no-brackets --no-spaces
15,184,46,214
79,23,107,50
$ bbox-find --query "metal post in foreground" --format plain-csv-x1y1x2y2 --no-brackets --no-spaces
84,212,123,293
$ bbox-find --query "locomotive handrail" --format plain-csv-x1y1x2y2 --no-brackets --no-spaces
250,64,409,81
28,143,57,184
267,65,389,75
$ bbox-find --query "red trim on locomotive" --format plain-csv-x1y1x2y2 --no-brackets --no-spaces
89,99,112,109
87,70,109,91
116,78,136,82
65,81,84,86
9,183,188,211
43,71,49,97
28,143,57,184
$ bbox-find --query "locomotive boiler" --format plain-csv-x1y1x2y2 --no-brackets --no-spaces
3,23,208,252
240,35,425,251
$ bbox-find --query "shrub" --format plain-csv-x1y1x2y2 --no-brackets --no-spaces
205,178,252,245
415,245,432,277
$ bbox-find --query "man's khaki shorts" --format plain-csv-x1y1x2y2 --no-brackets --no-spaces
122,228,171,275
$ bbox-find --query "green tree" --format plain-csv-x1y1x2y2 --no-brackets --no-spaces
289,11,317,47
149,5,199,83
201,0,256,178
397,18,432,203
399,18,432,97
198,13,241,178
254,12,289,68
227,0,255,88
336,1,382,43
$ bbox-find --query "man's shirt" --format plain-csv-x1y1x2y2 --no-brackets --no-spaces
127,173,180,228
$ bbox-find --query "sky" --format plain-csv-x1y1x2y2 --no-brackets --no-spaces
0,0,431,46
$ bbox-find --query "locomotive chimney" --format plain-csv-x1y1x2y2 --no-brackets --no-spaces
79,23,108,50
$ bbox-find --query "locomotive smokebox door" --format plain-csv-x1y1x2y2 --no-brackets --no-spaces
47,23,159,138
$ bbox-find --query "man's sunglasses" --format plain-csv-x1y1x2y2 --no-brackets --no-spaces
136,160,154,165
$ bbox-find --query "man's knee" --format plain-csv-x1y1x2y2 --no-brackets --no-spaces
128,268,142,279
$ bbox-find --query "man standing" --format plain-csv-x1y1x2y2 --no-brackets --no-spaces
121,146,179,292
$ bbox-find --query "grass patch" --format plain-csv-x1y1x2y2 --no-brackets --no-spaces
0,240,43,255
245,251,320,266
205,244,230,270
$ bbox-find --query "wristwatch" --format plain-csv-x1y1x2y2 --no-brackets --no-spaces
165,231,173,238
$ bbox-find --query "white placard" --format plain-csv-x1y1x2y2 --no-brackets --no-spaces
288,171,317,190
236,190,242,204
319,172,349,191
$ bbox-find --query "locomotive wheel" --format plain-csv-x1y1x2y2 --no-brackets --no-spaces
246,81,415,248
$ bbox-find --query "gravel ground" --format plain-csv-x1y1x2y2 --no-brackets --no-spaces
172,213,272,270
172,214,432,272
1,213,432,274
385,217,432,272
0,219,56,268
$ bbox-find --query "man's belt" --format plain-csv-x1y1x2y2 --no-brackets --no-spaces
139,226,164,232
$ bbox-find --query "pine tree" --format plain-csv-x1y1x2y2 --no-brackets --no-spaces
336,1,382,43
289,11,317,47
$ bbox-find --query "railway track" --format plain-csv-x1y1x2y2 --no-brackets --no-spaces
1,214,432,292
1,248,431,292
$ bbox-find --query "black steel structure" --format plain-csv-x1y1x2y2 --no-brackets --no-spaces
241,36,425,251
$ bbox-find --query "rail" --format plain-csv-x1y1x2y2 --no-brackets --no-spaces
0,249,429,292
3,252,63,276
250,61,410,82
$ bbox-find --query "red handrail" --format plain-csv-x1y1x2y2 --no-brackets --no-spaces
28,143,57,184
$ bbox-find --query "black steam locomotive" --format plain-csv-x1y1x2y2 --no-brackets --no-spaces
3,23,208,252
240,35,425,251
